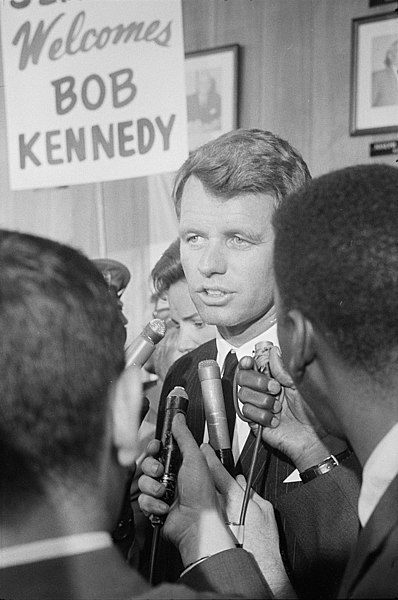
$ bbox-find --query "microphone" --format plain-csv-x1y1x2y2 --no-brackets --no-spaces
198,359,235,476
148,386,189,584
151,386,189,525
125,318,166,367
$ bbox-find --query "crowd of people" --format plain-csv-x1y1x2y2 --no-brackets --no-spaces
0,127,397,600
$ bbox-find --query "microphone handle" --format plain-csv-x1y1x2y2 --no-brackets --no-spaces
151,387,189,525
126,335,155,367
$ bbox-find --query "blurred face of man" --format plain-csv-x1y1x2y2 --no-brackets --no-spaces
179,176,275,344
168,278,217,356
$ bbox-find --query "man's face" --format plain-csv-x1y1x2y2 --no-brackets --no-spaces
179,176,275,340
275,285,343,438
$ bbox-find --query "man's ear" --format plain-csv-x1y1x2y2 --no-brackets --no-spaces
111,365,143,467
285,309,315,384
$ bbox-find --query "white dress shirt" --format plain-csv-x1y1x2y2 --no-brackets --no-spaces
0,531,112,568
358,421,398,527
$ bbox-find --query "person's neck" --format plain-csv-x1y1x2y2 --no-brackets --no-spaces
326,367,397,469
1,487,111,549
217,306,277,347
343,404,397,469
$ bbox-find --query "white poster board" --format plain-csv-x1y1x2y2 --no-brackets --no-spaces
0,0,188,190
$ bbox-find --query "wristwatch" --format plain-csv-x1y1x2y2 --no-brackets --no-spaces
300,448,352,483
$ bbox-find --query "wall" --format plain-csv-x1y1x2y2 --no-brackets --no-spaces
0,0,396,341
182,0,398,177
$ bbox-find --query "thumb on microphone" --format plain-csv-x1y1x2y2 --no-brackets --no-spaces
201,442,244,523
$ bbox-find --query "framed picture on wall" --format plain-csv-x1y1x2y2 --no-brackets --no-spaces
350,12,398,135
185,44,239,151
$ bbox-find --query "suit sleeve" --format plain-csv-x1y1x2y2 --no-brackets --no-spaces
179,549,273,599
275,453,361,598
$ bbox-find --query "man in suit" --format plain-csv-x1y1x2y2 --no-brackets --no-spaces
372,39,398,107
0,230,279,600
140,163,398,598
268,163,398,597
145,129,361,598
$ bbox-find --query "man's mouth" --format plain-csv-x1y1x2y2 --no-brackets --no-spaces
197,287,232,303
204,289,226,297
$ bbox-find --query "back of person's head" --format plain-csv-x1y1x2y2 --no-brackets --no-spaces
0,230,126,512
173,128,311,217
151,237,184,297
273,163,398,377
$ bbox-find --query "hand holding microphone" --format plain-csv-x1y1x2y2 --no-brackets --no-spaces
138,388,236,580
150,386,189,526
236,346,347,471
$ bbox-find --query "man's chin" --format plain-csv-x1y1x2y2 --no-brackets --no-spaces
195,304,235,327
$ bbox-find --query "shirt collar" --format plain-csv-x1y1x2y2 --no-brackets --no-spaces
0,531,112,569
358,422,398,527
216,323,279,368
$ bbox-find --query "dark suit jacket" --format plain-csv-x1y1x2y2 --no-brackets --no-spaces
154,340,361,599
338,474,398,599
0,544,271,600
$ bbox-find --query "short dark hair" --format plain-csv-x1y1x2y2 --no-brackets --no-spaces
273,164,398,375
0,231,126,509
151,238,184,297
173,128,311,217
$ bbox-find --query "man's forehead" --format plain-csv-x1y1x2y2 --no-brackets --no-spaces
179,193,275,232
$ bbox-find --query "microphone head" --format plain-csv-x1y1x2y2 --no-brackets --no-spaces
168,386,188,399
198,359,221,381
165,386,189,414
143,318,167,344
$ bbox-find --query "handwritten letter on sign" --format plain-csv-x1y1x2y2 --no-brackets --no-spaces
0,0,188,190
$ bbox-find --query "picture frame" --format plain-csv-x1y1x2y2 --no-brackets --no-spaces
350,12,398,136
369,0,397,7
185,44,239,151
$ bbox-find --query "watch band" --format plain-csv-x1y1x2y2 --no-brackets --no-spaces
299,448,352,483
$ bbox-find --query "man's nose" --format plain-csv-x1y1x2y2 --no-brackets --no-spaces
197,240,227,277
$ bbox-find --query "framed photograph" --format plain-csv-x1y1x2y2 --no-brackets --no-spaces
185,44,239,151
350,12,398,135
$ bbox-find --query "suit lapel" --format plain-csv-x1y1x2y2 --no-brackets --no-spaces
339,474,398,598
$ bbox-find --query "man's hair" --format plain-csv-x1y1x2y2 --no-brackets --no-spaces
151,238,184,297
0,231,126,508
173,128,311,217
273,164,398,375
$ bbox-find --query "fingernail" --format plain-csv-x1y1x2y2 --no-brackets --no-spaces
157,502,169,513
155,482,165,494
152,463,162,476
270,415,280,428
272,400,282,414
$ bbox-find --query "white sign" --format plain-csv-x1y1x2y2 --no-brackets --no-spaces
0,0,188,190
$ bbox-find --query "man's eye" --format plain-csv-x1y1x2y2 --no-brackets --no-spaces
229,236,250,248
187,235,200,244
194,321,205,329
